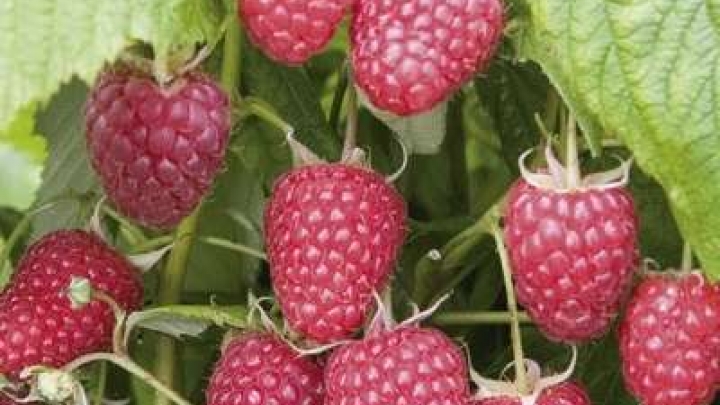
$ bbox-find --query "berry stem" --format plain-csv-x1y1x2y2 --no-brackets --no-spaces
492,224,530,395
131,236,175,254
682,242,693,272
64,353,195,405
341,84,359,161
154,212,199,405
433,311,531,325
200,236,267,261
329,61,349,131
565,115,581,189
241,98,294,135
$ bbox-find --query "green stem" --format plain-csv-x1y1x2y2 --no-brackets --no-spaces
433,311,531,325
682,242,693,272
132,236,175,254
64,353,194,405
221,22,241,95
242,98,294,135
566,115,581,189
94,361,108,405
102,206,146,246
154,196,200,405
200,237,267,261
341,85,359,160
492,224,529,395
329,62,349,131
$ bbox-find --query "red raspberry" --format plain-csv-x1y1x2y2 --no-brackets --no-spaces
351,0,504,116
325,326,469,405
5,230,143,310
264,163,406,343
619,271,720,405
0,230,143,378
240,0,352,65
84,68,231,229
206,332,324,405
504,179,639,342
473,382,591,405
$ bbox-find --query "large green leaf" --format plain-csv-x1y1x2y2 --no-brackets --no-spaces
515,0,720,278
242,41,341,160
0,0,222,132
32,81,98,238
0,105,46,209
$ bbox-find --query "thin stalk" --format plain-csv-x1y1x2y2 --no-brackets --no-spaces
341,85,359,161
243,98,293,135
682,242,693,272
433,311,532,325
64,353,194,405
329,62,349,131
93,361,108,405
200,237,267,261
566,115,581,188
132,235,175,254
492,225,529,395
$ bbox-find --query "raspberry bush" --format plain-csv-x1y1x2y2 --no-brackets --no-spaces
0,1,718,405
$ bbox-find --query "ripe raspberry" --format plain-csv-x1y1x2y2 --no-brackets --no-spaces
5,230,143,310
619,271,720,405
325,326,469,405
84,68,230,229
264,163,406,343
504,178,638,342
351,0,504,116
473,382,591,405
0,230,143,378
206,332,324,405
240,0,352,65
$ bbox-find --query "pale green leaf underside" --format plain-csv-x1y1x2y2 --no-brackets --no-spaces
0,0,221,132
516,0,720,278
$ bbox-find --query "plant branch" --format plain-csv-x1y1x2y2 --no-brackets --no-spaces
200,237,267,261
682,242,693,272
433,311,531,325
492,223,529,395
64,353,194,405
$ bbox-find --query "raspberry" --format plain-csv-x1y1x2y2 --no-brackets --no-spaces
264,163,406,343
239,0,352,65
5,230,143,310
351,0,504,115
0,230,143,378
325,326,469,405
206,333,323,405
504,178,638,342
619,271,720,405
473,382,591,405
84,68,231,229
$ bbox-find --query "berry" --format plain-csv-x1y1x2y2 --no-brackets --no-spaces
504,178,638,342
5,230,143,310
619,271,720,405
206,332,324,405
0,230,143,378
240,0,352,65
325,326,469,405
351,0,504,116
264,163,406,343
473,382,591,405
84,68,231,229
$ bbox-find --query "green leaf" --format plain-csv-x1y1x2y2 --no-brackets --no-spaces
361,95,448,155
515,0,720,278
32,81,98,238
0,105,46,210
125,305,246,342
243,41,341,160
0,0,223,133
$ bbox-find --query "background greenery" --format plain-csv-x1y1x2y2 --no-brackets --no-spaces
0,0,715,404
